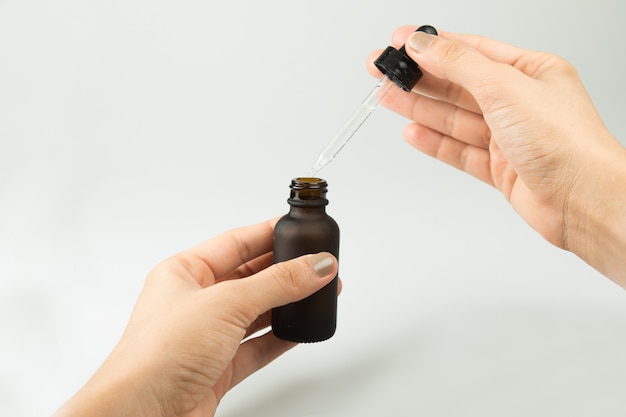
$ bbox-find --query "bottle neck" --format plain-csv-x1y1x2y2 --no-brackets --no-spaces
287,177,328,204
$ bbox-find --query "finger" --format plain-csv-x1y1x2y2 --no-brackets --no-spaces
389,26,485,110
230,271,343,389
366,49,384,78
392,26,532,68
390,25,421,49
411,74,481,114
440,31,547,74
381,88,491,149
178,219,277,286
217,252,273,283
404,123,494,186
242,276,343,339
228,272,342,389
403,31,527,112
215,252,338,327
243,311,272,339
229,330,297,390
367,35,480,113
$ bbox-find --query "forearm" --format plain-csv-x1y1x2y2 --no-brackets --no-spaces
565,141,626,288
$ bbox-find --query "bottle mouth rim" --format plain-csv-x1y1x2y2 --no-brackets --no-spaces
291,177,327,190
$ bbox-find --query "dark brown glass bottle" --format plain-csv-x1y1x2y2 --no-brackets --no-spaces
272,177,340,343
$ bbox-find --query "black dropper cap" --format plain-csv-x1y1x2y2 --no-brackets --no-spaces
374,25,438,92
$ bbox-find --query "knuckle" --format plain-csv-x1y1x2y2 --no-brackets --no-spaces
145,256,189,285
552,56,578,77
443,81,465,107
270,261,303,297
443,105,461,138
151,252,213,287
438,41,471,66
227,227,253,264
534,52,578,79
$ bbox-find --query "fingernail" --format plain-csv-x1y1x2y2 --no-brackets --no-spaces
408,31,435,52
308,253,335,277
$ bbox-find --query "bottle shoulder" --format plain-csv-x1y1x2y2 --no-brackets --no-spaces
276,211,339,233
277,211,338,225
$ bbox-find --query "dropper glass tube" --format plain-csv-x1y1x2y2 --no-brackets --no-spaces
307,25,436,177
308,75,395,176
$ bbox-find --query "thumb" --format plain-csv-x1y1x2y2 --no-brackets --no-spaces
232,252,338,317
404,31,521,106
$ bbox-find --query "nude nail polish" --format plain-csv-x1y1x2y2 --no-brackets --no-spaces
308,253,335,277
408,31,435,52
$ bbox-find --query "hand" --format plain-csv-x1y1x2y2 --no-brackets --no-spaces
54,219,339,417
368,26,626,286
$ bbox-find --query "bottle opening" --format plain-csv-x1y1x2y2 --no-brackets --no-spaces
291,177,327,189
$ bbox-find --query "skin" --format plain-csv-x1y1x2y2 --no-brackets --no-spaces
54,219,339,417
367,27,626,287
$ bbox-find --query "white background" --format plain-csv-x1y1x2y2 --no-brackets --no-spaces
1,1,626,416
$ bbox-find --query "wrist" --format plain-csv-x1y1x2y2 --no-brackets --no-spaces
564,141,626,287
54,349,158,417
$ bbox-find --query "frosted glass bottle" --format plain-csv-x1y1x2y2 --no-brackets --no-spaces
272,177,340,343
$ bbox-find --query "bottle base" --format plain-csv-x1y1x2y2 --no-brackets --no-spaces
273,327,336,343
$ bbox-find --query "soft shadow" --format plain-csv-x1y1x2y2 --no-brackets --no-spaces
218,302,626,417
217,344,398,417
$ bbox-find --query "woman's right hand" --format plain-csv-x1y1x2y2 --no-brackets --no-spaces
368,27,626,287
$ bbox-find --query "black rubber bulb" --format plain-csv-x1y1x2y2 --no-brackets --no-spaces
416,25,438,35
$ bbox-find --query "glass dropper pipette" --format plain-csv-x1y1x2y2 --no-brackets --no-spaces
308,75,395,176
307,25,438,177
